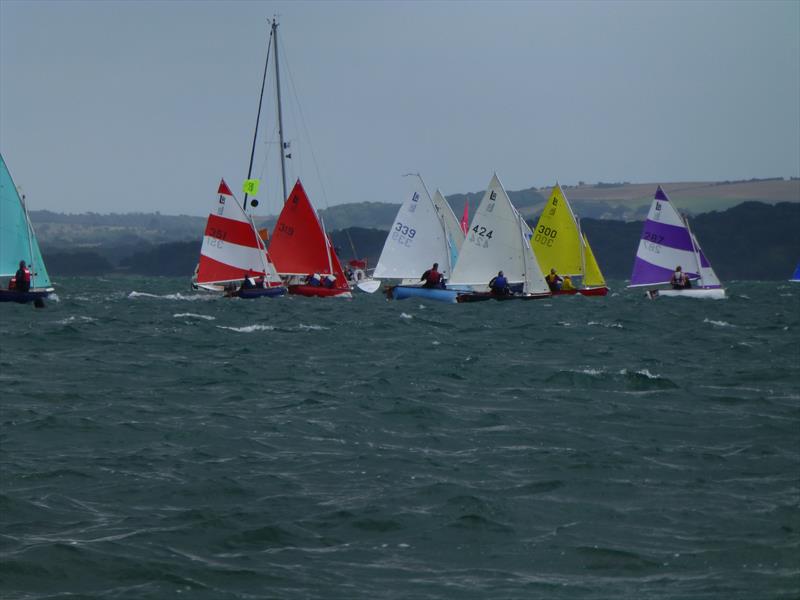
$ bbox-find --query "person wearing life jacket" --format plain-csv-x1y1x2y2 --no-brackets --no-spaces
15,260,31,293
323,274,336,288
421,263,443,289
488,270,510,296
561,275,575,291
670,266,689,289
546,268,562,292
306,273,322,287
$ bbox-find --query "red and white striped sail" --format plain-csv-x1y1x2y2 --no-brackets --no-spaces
196,179,281,286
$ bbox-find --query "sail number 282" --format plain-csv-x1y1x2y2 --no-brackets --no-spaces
392,222,417,247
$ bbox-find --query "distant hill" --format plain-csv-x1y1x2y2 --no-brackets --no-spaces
31,177,799,246
41,201,800,281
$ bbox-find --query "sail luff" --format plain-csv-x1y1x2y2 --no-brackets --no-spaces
531,184,583,277
0,154,52,288
629,186,702,287
791,262,800,282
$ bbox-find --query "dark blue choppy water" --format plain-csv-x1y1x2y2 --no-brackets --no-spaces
1,278,798,599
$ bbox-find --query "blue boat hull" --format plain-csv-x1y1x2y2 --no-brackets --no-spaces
230,286,287,299
387,285,459,303
0,289,51,305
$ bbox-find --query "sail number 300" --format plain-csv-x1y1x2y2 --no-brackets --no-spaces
392,222,417,247
534,225,558,247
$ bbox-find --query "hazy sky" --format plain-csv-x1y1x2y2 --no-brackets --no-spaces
1,0,798,216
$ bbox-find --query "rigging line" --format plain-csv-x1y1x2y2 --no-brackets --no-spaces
243,22,274,211
278,34,359,260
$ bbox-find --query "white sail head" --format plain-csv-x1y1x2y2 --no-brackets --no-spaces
373,175,451,281
450,173,546,292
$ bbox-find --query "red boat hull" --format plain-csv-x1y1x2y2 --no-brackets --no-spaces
551,287,609,297
288,285,352,298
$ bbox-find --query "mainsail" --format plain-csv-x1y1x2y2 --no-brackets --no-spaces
268,179,349,289
373,176,452,281
791,262,800,283
431,189,464,269
196,179,281,286
629,186,722,289
531,184,606,288
0,154,51,290
449,173,548,294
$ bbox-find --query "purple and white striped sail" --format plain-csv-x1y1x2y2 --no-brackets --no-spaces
629,186,721,289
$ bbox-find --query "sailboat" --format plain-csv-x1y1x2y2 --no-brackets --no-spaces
194,179,286,298
431,189,465,270
790,262,800,283
268,180,352,298
0,154,54,307
450,174,551,302
531,184,608,296
629,186,725,299
360,174,457,300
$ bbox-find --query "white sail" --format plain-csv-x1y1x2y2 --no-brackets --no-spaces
519,213,550,295
373,176,451,281
450,173,536,291
431,189,464,268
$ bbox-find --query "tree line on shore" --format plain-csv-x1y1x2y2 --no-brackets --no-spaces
40,201,799,281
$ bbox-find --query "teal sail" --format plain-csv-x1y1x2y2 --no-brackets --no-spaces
0,154,51,289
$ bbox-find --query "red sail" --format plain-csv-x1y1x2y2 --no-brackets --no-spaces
269,180,348,289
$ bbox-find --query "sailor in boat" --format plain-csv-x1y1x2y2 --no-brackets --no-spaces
546,268,563,292
9,260,31,293
306,273,322,287
420,263,444,289
488,270,510,297
670,266,691,290
561,275,575,292
323,274,337,288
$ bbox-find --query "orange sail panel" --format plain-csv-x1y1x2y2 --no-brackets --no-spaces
196,179,269,284
269,180,348,289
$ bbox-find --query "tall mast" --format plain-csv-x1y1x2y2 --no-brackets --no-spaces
243,22,273,211
273,18,288,203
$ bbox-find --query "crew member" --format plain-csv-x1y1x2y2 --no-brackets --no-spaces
420,263,443,288
488,270,510,296
14,260,31,293
546,268,562,292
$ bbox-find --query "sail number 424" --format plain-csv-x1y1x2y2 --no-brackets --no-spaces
392,222,417,247
469,224,493,248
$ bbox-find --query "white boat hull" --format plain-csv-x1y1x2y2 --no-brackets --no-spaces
648,288,726,300
356,279,381,294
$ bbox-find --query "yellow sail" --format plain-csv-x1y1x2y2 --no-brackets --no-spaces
582,232,606,288
531,184,582,276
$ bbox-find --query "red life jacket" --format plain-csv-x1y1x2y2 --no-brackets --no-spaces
425,269,441,284
22,267,31,284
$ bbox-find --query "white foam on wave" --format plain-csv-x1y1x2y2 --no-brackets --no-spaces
129,291,214,302
298,324,328,331
703,318,735,327
580,368,604,376
400,313,413,320
56,315,97,325
216,324,275,333
620,368,662,379
587,321,623,329
173,313,215,321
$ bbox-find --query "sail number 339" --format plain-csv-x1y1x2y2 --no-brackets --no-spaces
392,222,417,247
